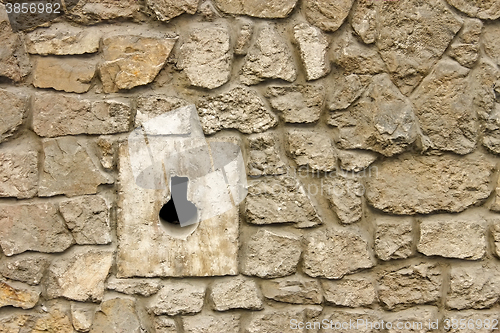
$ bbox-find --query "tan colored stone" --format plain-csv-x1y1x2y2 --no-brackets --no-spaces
33,93,133,137
0,255,49,285
90,297,143,333
247,307,321,333
210,276,263,311
444,310,499,333
242,229,301,278
383,307,439,333
265,85,324,124
350,0,377,44
0,11,31,82
324,174,363,224
322,277,376,307
337,150,378,173
34,306,74,333
305,0,354,32
234,20,254,55
329,74,418,156
182,314,239,333
320,309,381,333
0,143,38,199
147,0,199,21
71,302,97,332
197,86,277,134
446,0,500,20
303,228,373,279
45,248,113,302
0,203,73,256
25,23,101,55
135,95,190,129
0,313,35,333
327,73,369,111
39,137,113,197
106,276,162,297
100,35,177,93
375,217,413,261
448,18,482,68
262,275,322,305
60,195,111,245
0,280,40,309
245,176,322,228
418,215,486,260
365,153,494,215
240,25,297,85
378,263,442,310
155,317,178,333
491,221,500,257
67,0,143,24
484,23,500,66
0,89,28,143
247,133,286,176
212,0,297,18
287,129,336,172
148,281,205,315
178,25,232,89
293,23,329,81
411,59,477,155
447,264,500,310
33,57,95,93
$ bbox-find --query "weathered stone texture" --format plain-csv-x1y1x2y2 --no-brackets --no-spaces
234,20,254,55
0,255,49,285
411,59,477,155
213,0,297,18
350,0,377,44
71,302,97,332
59,195,112,245
484,23,500,66
329,74,418,156
375,0,462,95
155,317,178,333
240,25,297,85
375,217,413,261
305,0,354,32
247,133,286,176
67,0,143,24
0,143,38,199
492,221,500,257
39,137,113,197
383,307,439,333
0,203,73,256
303,228,373,279
0,89,27,143
320,309,381,333
197,86,277,134
90,297,143,333
265,85,323,124
33,57,96,93
241,229,301,278
0,13,31,82
446,0,500,20
0,280,40,309
293,23,329,81
327,73,369,111
100,35,177,93
33,94,132,137
46,249,113,302
417,216,486,260
246,307,321,333
447,265,500,310
182,314,240,333
366,153,494,215
322,277,376,307
378,263,442,310
287,130,336,172
148,282,205,315
262,275,322,305
210,276,263,311
106,276,162,297
323,175,363,224
178,25,232,89
448,19,482,68
245,176,321,228
147,0,200,21
443,311,499,333
337,150,377,173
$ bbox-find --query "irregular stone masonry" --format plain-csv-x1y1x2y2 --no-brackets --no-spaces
1,0,500,331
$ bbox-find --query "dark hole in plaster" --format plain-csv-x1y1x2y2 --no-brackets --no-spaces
159,176,198,227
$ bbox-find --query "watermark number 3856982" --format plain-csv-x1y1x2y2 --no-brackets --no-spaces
5,2,61,14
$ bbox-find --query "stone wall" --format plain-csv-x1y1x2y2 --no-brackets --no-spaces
1,0,500,332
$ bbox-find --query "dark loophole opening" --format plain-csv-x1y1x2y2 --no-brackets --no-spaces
159,176,198,227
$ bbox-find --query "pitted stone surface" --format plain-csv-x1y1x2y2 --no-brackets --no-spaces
286,130,336,172
0,143,38,199
0,280,40,310
148,282,205,315
246,307,321,333
378,263,442,310
106,276,162,297
0,203,73,256
245,176,322,228
182,314,240,333
234,20,254,55
178,25,232,89
383,307,439,333
0,89,27,144
71,302,97,332
247,133,286,176
322,277,376,307
197,86,277,134
242,229,301,278
212,0,297,18
240,25,297,85
327,73,369,111
155,317,178,333
90,297,142,333
33,57,96,93
448,19,482,68
320,309,381,333
210,276,263,311
262,275,322,305
39,137,113,197
147,0,200,21
484,23,500,66
303,228,373,279
443,311,499,333
323,175,363,224
375,217,413,261
66,0,143,24
328,74,418,156
265,85,324,124
350,0,377,44
365,153,494,215
59,195,112,245
293,23,329,81
0,255,49,285
446,0,500,20
0,13,31,82
337,150,377,173
46,248,113,302
304,0,354,32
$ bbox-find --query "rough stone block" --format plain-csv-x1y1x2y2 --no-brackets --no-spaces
0,280,40,309
0,89,28,143
155,317,178,333
210,276,263,311
66,0,143,24
0,12,31,82
90,297,142,333
135,95,190,129
337,150,377,173
448,19,482,68
444,310,499,333
147,281,205,315
262,275,322,305
383,307,439,333
33,57,96,93
247,133,286,176
322,277,376,307
324,175,363,224
182,314,240,333
484,23,500,66
246,307,321,333
320,309,381,333
241,229,301,278
305,0,353,32
146,0,199,21
303,228,373,279
0,255,49,285
71,302,97,332
0,143,38,199
213,0,297,18
446,0,500,20
327,73,370,111
375,217,413,261
106,276,162,297
0,203,73,256
265,85,323,124
293,23,329,81
286,130,336,172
